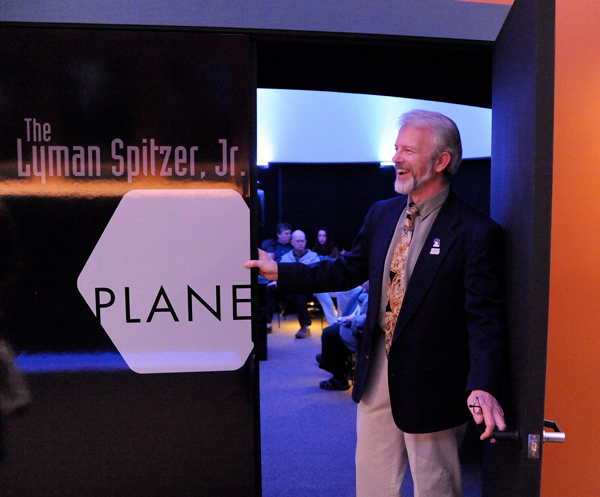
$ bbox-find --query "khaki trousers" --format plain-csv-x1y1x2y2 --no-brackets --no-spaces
356,332,466,497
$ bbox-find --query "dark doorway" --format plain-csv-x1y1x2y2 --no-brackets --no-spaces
252,32,497,495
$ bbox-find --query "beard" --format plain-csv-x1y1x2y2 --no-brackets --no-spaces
394,174,416,195
393,163,435,195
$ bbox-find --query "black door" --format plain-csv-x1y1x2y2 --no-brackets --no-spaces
487,0,556,494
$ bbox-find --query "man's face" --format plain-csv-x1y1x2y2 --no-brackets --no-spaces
291,232,307,252
392,126,437,197
277,229,292,245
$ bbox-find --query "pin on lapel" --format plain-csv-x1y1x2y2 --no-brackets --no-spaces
430,238,441,255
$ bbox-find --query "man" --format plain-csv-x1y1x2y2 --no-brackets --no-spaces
280,230,336,338
282,230,339,329
246,110,506,496
261,222,292,262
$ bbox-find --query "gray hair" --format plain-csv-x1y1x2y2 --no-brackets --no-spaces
398,109,463,176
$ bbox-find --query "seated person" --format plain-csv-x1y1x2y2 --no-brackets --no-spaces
311,227,340,260
261,222,292,262
333,285,361,315
318,282,369,391
313,291,338,327
310,227,342,325
280,229,336,337
261,223,293,330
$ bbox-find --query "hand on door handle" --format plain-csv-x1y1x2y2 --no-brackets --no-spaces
474,422,519,443
479,420,565,449
467,390,506,440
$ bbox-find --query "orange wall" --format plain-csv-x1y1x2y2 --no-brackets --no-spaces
543,1,600,494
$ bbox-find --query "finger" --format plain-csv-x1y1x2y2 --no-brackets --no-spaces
257,249,271,260
245,250,270,268
485,398,505,429
494,410,507,432
470,411,485,433
481,404,505,440
480,415,496,440
467,392,483,423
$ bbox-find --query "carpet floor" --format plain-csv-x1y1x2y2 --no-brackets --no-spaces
259,314,484,496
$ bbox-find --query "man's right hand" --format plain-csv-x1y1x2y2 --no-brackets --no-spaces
245,249,279,281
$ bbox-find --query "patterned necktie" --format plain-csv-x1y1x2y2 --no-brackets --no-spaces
385,204,419,357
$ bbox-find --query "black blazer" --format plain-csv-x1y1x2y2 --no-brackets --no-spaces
278,190,505,434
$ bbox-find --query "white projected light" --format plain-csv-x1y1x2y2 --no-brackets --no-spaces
257,89,491,165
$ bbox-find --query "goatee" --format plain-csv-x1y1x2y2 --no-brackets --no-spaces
395,176,416,195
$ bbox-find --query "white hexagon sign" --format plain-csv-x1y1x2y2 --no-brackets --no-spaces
77,189,253,374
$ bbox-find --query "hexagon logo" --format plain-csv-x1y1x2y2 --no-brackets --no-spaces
77,189,252,374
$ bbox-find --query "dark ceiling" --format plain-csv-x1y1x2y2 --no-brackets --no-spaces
256,33,494,108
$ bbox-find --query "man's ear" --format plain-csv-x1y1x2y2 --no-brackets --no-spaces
434,151,452,173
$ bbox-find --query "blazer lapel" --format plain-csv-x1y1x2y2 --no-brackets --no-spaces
393,191,460,338
370,196,407,307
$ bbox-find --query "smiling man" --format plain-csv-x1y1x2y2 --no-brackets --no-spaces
246,109,506,496
392,119,461,200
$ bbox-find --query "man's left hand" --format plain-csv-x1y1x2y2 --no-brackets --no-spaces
467,390,506,440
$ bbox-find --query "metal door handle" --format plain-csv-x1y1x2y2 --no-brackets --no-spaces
542,419,565,443
527,419,565,458
488,419,565,460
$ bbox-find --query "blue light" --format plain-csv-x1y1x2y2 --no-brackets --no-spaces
15,352,130,373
